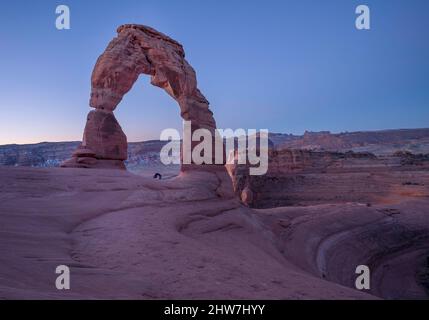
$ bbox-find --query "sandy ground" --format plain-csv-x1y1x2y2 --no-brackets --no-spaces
0,166,427,299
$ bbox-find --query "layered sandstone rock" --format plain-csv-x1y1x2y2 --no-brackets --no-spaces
62,109,127,169
81,110,127,160
63,24,217,169
228,147,429,208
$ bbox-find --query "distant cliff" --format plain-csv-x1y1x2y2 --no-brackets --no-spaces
275,128,429,155
1,128,428,168
0,142,80,167
0,140,172,168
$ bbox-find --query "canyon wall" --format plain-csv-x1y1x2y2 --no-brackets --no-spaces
230,147,429,208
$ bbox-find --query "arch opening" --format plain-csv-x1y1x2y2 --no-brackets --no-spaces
116,75,182,142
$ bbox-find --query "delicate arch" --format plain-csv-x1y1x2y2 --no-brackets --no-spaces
62,24,217,169
90,24,216,129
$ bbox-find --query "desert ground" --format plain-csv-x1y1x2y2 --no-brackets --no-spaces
0,162,428,299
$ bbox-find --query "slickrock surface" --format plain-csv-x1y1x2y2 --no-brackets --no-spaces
1,166,428,299
0,166,381,300
259,201,429,299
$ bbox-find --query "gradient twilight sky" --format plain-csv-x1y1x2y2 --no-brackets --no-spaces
0,0,428,145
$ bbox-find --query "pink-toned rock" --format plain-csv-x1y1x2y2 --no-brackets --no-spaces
62,109,127,169
72,147,96,158
89,24,216,132
76,157,98,165
61,157,126,170
240,187,253,206
81,110,127,160
63,24,220,169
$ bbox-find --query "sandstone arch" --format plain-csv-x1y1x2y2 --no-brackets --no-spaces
62,24,217,169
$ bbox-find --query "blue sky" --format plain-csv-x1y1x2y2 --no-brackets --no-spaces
0,0,428,144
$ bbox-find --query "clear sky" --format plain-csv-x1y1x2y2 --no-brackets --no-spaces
0,0,428,145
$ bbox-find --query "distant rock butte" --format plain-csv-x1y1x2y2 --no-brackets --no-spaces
276,128,429,154
62,24,217,169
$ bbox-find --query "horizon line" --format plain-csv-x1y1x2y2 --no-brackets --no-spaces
1,126,428,147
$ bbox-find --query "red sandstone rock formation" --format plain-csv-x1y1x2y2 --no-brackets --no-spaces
228,148,396,207
63,24,217,169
